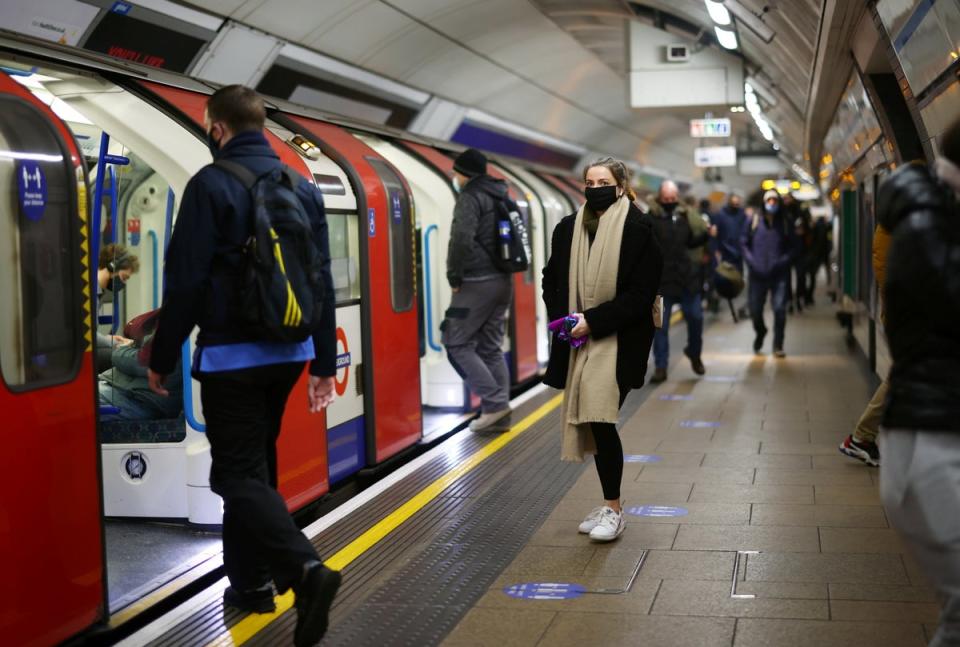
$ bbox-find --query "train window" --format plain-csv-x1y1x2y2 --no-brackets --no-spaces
327,211,361,304
313,174,346,196
366,158,415,313
0,96,82,389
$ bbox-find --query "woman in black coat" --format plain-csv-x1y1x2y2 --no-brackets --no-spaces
542,157,662,542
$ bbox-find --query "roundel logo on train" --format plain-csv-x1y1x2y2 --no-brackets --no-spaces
335,327,351,397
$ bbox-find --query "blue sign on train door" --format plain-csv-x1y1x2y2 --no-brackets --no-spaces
17,162,46,222
368,208,376,237
391,192,402,222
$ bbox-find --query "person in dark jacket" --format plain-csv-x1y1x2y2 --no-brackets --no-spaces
783,193,812,312
642,181,712,382
880,121,960,647
443,148,513,432
146,85,339,644
742,190,796,357
542,157,663,542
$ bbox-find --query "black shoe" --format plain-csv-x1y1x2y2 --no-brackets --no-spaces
753,328,767,354
294,562,341,647
224,584,276,614
683,347,705,375
650,367,667,383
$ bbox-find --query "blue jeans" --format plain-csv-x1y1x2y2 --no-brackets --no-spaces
652,290,703,369
749,275,788,349
98,382,155,420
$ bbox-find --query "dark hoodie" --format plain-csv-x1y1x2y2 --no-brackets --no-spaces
447,174,510,288
149,130,336,378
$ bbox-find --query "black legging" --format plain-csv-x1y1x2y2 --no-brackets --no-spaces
591,422,624,501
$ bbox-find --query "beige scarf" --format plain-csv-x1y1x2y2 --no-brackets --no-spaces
561,195,629,462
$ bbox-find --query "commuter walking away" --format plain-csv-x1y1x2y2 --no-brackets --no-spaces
684,195,713,310
443,148,516,432
147,85,340,646
807,214,832,303
742,190,795,358
542,157,662,542
642,181,714,382
879,119,960,647
784,193,812,312
712,193,750,319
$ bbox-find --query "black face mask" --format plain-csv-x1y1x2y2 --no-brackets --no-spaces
108,277,126,294
659,200,678,216
584,186,619,212
206,130,221,158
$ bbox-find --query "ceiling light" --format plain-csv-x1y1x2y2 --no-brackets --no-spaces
705,0,731,26
715,26,738,49
723,0,775,43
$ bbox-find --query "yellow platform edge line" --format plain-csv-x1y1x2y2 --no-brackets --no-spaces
208,392,564,647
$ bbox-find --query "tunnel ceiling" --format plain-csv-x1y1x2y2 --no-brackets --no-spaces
184,0,829,185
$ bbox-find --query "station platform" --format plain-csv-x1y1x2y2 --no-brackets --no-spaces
124,301,939,647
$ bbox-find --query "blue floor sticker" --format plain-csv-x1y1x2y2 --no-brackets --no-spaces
627,505,689,517
624,454,663,463
704,375,739,382
504,582,586,600
659,394,693,401
679,420,722,428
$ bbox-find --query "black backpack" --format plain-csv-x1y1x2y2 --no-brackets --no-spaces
488,197,531,273
214,160,326,343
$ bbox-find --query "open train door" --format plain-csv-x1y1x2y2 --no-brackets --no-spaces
0,71,103,645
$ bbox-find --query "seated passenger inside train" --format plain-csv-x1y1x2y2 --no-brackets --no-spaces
96,243,140,373
99,309,182,421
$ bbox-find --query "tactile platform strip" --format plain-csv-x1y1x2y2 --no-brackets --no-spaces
252,406,582,647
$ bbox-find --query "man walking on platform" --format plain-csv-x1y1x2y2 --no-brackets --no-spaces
443,148,514,432
147,85,340,646
643,181,713,382
742,189,796,357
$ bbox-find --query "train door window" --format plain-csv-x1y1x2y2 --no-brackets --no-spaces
326,210,361,303
366,158,414,312
0,96,81,389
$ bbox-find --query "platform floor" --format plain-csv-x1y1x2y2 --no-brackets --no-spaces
125,300,941,647
442,302,939,647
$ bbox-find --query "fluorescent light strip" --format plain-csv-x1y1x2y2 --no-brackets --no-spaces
0,150,63,162
705,0,732,26
715,26,738,50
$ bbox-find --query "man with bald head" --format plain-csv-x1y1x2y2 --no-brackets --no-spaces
641,181,714,382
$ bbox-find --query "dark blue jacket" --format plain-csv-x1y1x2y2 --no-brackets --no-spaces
712,205,748,268
149,131,336,377
740,210,796,279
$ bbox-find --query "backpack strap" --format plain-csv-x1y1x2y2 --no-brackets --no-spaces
213,159,259,190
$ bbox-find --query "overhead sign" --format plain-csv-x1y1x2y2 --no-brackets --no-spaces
695,146,737,168
690,118,732,138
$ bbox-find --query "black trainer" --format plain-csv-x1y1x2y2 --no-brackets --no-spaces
223,584,276,614
753,327,767,354
683,346,705,375
294,562,341,647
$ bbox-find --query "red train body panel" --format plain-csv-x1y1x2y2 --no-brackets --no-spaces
287,115,422,464
0,72,104,646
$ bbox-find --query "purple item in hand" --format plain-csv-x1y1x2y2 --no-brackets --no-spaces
548,315,587,348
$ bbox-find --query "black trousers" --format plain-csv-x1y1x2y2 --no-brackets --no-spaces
200,361,319,593
590,389,629,501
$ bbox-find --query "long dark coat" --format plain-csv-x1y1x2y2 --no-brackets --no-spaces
542,203,663,393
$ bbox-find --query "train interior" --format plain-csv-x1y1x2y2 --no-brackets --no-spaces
0,51,579,616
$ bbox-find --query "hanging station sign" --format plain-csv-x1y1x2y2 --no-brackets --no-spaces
690,118,732,138
694,146,737,168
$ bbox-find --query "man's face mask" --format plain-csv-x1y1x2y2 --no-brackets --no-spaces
765,201,780,214
659,200,678,215
108,276,126,293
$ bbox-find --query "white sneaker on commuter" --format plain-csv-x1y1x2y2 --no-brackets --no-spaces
588,507,625,542
578,506,606,534
469,407,511,432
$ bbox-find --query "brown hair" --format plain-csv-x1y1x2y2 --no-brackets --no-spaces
583,156,637,201
98,243,140,274
206,84,266,133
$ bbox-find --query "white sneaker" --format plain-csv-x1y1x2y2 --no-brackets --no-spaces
469,407,511,432
588,507,625,542
578,506,606,534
